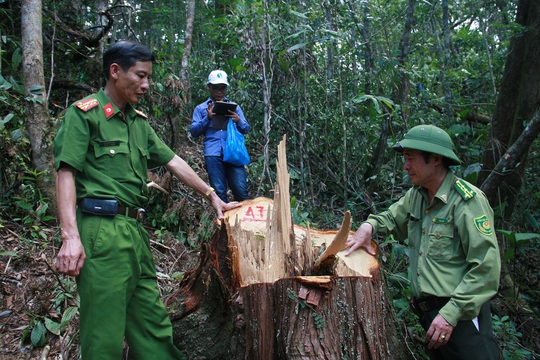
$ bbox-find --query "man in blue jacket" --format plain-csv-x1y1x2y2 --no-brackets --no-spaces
190,70,250,203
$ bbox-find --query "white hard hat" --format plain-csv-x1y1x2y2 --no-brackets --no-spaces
207,70,229,85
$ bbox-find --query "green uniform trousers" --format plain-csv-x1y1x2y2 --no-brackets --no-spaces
76,211,185,360
420,301,501,360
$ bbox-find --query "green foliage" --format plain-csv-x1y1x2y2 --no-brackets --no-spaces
497,230,540,263
2,0,539,356
492,314,533,360
0,74,26,132
20,276,79,349
29,320,48,347
291,195,311,227
44,306,78,336
11,169,54,224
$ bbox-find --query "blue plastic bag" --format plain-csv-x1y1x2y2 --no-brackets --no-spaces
223,119,250,166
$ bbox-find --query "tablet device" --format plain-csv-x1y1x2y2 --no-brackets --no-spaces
213,101,238,116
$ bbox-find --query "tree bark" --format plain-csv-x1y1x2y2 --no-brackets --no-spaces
21,0,50,173
179,0,195,102
480,109,540,202
168,136,407,359
397,0,415,123
479,0,540,217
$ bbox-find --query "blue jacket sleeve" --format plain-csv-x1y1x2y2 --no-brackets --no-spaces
190,101,211,138
235,105,250,134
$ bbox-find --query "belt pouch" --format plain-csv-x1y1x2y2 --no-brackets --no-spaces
80,198,118,217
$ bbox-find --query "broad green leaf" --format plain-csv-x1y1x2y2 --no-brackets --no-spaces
0,251,18,257
12,128,23,141
1,113,14,125
31,321,47,347
290,10,309,19
287,43,306,52
60,306,78,329
44,318,61,336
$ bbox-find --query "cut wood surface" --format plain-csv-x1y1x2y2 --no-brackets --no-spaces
223,198,379,281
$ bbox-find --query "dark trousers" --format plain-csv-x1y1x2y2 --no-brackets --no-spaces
205,155,249,202
419,301,501,360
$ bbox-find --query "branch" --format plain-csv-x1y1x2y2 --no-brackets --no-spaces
49,78,96,93
480,108,540,200
429,103,491,125
52,9,113,48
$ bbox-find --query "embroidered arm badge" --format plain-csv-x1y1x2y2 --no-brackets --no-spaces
474,215,493,236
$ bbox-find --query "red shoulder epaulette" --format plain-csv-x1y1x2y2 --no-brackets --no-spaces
134,108,148,119
75,98,99,112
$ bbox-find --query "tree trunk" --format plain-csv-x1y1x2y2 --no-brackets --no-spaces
179,0,195,103
441,0,454,121
364,0,416,189
21,0,49,173
397,0,415,123
479,0,540,219
480,109,540,203
362,1,373,94
480,109,540,301
257,0,274,196
168,136,407,359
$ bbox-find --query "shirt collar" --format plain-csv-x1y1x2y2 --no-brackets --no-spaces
432,171,456,204
96,89,138,122
417,170,455,204
207,96,230,103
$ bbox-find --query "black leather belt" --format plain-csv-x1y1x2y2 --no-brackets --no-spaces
411,296,450,314
117,204,146,221
79,198,145,221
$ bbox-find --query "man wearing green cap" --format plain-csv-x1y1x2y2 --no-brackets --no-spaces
345,125,501,359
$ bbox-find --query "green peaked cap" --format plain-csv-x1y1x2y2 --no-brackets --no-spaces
393,124,461,165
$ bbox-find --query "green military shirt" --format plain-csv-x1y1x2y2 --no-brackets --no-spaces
364,171,500,327
54,89,175,208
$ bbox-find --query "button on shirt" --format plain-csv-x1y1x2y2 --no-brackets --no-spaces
364,172,500,326
190,97,250,156
54,89,175,208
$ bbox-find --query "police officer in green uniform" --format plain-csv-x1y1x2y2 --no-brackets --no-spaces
54,41,240,360
345,125,501,360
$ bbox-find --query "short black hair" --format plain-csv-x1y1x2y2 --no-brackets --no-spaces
102,40,155,79
421,151,452,169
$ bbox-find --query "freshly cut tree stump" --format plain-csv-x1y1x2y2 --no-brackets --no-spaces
168,135,407,359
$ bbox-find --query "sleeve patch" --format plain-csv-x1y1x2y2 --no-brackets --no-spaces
454,179,476,201
474,215,493,236
75,98,99,112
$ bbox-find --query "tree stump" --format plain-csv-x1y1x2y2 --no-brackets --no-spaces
168,136,407,359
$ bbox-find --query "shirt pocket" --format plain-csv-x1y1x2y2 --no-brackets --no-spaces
134,146,150,178
93,141,131,177
427,222,455,260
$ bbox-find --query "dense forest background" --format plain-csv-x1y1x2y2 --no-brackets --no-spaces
1,0,539,359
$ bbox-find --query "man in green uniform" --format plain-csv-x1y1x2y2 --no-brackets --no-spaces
345,125,501,360
54,41,240,360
